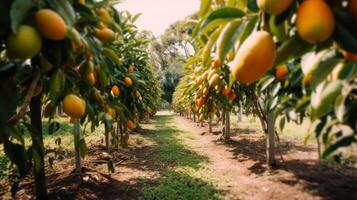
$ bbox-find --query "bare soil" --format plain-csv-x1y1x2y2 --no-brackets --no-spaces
174,113,357,200
12,111,357,200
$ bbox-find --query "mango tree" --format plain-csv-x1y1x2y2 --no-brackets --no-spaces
174,0,356,166
0,0,161,198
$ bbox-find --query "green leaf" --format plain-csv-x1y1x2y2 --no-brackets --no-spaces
48,121,60,135
228,73,235,87
184,56,202,68
49,69,65,103
259,75,275,91
306,120,320,144
192,19,203,37
339,62,357,80
96,62,110,89
247,0,259,12
269,16,287,42
279,117,285,132
295,96,310,112
216,19,243,62
311,58,341,89
200,7,245,33
102,48,122,65
268,96,279,110
131,13,141,23
311,80,343,120
47,0,76,26
10,0,36,33
270,82,281,97
55,137,61,146
334,95,345,123
237,0,248,10
202,27,222,67
322,136,355,158
67,27,83,47
239,15,258,45
275,35,314,67
200,0,212,18
300,50,331,75
200,19,229,37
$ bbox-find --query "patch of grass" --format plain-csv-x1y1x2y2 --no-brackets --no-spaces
139,114,222,200
140,171,220,200
230,114,311,142
0,116,105,172
42,118,73,138
20,117,104,151
39,117,104,149
144,115,208,169
0,155,10,180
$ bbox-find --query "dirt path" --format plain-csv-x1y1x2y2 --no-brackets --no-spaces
172,112,315,200
171,111,357,200
13,111,357,200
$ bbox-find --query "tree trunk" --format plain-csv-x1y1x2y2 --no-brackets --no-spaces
266,112,276,167
208,117,212,133
30,95,47,199
224,108,230,140
222,108,226,135
237,107,242,122
116,122,120,145
119,122,123,145
317,139,321,163
193,112,196,122
73,120,82,174
105,128,110,152
253,102,266,133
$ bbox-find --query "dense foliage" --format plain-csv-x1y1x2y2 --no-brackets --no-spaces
173,0,356,162
0,0,161,197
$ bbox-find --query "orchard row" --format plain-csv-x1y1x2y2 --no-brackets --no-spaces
0,0,161,198
173,0,356,165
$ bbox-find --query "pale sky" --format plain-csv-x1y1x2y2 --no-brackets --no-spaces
115,0,200,36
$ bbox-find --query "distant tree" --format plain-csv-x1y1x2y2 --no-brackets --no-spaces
149,14,197,103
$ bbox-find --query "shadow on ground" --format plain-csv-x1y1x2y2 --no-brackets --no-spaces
15,114,221,200
215,133,357,200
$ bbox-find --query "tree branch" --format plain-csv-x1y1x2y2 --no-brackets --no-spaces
7,69,41,124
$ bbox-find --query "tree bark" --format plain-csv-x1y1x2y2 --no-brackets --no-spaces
30,95,47,199
208,117,212,133
73,120,82,174
317,139,321,163
222,108,226,135
105,128,110,152
266,112,276,167
225,108,230,140
237,107,242,122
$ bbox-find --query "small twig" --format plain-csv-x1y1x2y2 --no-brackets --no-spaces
7,69,41,124
274,130,281,142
